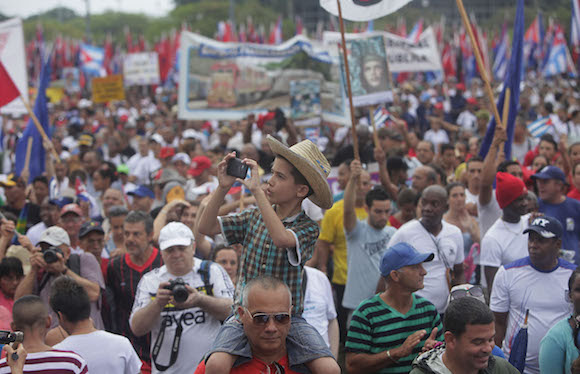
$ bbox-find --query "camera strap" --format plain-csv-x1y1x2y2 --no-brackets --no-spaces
152,312,184,371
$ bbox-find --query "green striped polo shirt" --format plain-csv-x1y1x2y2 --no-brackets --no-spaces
345,293,443,374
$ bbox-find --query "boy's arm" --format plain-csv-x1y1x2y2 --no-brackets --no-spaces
344,159,361,233
480,127,507,206
198,152,238,237
241,159,296,248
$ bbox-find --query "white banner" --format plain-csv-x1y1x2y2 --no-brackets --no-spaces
0,18,28,114
320,0,412,22
324,27,443,74
123,52,160,86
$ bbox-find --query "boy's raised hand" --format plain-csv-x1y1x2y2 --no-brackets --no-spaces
349,159,363,180
238,158,260,193
217,152,238,189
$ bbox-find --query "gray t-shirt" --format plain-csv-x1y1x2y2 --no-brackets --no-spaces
37,252,105,329
343,220,396,309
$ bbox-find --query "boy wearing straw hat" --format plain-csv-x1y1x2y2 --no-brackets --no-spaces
199,135,339,374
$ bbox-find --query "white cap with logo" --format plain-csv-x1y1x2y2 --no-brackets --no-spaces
159,222,194,251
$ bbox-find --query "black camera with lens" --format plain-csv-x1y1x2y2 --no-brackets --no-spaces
0,330,23,345
226,158,249,179
42,246,64,264
164,278,189,303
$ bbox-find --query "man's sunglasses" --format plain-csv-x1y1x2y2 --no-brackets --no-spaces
243,308,291,326
450,285,484,300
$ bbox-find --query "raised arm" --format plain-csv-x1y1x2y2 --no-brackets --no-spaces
344,159,362,233
198,152,237,237
479,127,507,206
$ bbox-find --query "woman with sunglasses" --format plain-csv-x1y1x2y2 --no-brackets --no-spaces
539,268,580,374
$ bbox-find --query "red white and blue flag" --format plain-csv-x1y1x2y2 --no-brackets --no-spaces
320,0,412,21
269,17,282,45
528,116,553,138
493,25,509,81
524,14,544,70
79,43,105,77
407,19,423,43
572,0,580,65
542,25,577,77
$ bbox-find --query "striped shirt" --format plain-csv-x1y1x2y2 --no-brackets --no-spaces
346,294,443,374
106,247,163,362
0,350,88,374
219,207,319,315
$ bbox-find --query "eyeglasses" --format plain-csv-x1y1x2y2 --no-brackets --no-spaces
450,285,484,300
243,308,291,326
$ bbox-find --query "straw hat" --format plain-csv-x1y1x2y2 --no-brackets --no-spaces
266,135,333,209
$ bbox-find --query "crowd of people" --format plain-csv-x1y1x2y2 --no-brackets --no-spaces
0,73,579,374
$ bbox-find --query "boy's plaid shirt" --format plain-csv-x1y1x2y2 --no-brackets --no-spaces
219,206,319,315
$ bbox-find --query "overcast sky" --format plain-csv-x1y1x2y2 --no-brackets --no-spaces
1,0,173,18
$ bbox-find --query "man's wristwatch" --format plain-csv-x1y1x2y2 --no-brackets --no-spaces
62,267,68,275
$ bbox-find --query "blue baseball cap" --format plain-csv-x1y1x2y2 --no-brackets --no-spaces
380,242,434,277
530,165,567,184
127,185,154,199
523,215,563,239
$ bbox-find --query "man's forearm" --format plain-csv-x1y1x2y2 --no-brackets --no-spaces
198,188,229,236
493,312,508,347
131,302,164,337
195,295,233,321
328,318,339,358
315,240,331,273
14,270,36,299
346,350,399,374
67,269,101,302
343,178,358,232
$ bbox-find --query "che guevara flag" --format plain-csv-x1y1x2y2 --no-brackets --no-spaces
320,0,412,21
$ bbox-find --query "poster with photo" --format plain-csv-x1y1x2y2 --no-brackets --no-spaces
290,80,322,126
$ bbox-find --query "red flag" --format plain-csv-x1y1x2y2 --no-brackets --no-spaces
0,61,21,108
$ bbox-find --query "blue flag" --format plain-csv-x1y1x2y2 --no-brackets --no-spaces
14,55,51,183
479,0,524,160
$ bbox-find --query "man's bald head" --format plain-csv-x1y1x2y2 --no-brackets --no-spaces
422,185,448,201
12,295,50,331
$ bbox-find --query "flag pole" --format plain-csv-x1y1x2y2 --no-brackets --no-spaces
336,0,360,160
455,0,504,129
19,94,61,161
20,137,33,183
500,87,511,149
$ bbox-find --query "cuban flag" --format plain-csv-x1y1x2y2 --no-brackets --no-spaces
524,14,544,70
320,0,412,22
79,43,105,77
493,26,509,81
268,17,283,45
373,106,391,128
542,26,577,77
572,0,580,65
407,19,423,43
528,116,553,138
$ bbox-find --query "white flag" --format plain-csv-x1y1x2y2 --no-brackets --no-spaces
320,0,413,22
0,18,28,115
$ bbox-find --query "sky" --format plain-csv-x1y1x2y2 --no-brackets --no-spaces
1,0,174,18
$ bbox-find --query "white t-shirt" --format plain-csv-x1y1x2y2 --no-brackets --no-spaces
130,260,235,374
465,189,478,205
480,214,530,269
423,129,450,153
456,110,477,132
490,257,576,374
302,266,337,348
54,330,141,374
388,220,464,313
0,350,88,374
131,155,162,185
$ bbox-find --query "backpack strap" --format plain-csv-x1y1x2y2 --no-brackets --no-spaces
198,260,213,296
67,254,81,276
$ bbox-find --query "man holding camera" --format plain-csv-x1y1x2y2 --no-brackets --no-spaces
130,222,234,373
14,226,105,329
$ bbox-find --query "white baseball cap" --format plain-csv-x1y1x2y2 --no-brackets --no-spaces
159,222,194,251
172,152,191,165
39,226,71,247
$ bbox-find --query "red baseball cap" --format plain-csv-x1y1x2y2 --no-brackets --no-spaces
456,83,466,91
60,203,83,217
467,97,478,105
188,156,212,177
160,147,175,159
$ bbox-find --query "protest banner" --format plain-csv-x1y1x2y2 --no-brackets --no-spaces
92,74,125,103
178,32,348,123
290,80,322,126
0,18,28,115
324,27,443,74
123,52,161,86
46,87,65,103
